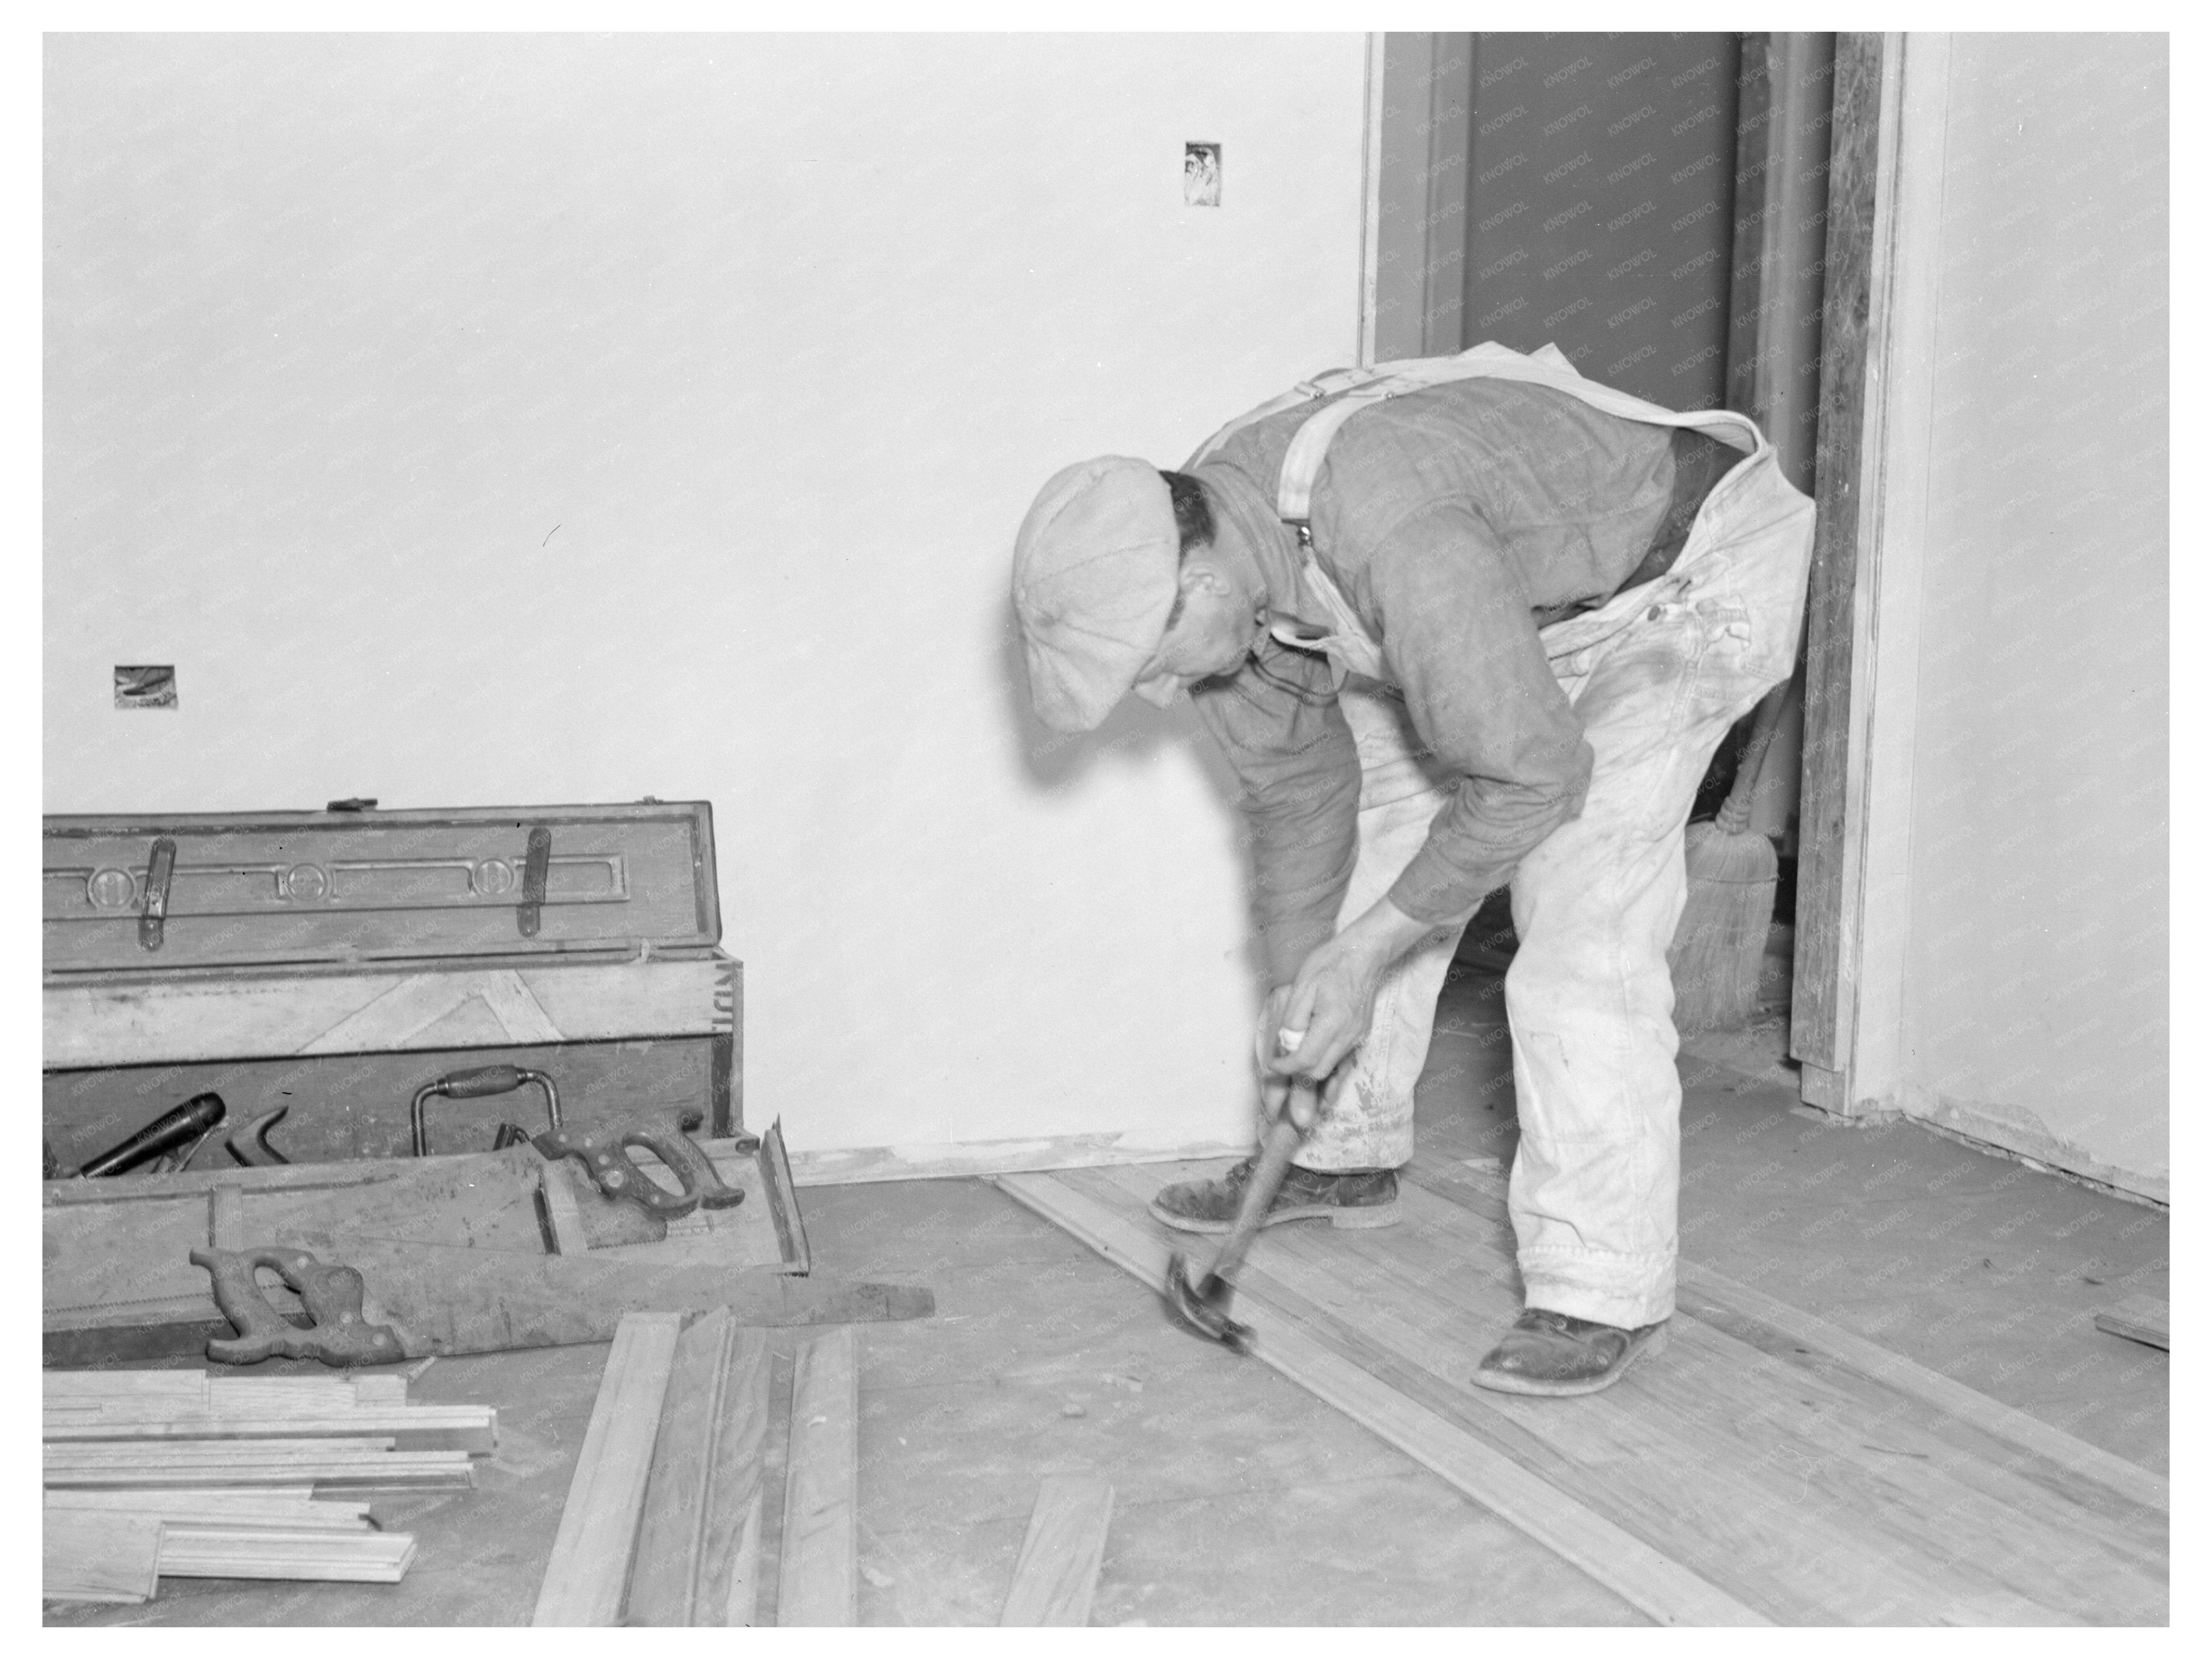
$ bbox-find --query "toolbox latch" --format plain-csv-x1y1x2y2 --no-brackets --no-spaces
517,826,552,938
137,837,177,952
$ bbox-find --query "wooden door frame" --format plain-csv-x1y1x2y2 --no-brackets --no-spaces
1356,31,1954,1119
1789,31,1951,1118
1363,32,1472,365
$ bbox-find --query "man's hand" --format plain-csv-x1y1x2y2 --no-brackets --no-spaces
1267,897,1435,1085
1253,994,1321,1131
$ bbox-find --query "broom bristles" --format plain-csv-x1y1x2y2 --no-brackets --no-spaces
1669,820,1779,1036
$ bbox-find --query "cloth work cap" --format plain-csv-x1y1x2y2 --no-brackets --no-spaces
1011,456,1180,732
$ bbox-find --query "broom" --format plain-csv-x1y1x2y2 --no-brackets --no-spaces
1668,672,1800,1036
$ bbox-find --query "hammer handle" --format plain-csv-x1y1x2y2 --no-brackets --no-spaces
1208,1104,1308,1287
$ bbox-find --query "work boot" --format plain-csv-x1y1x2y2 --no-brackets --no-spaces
1470,1308,1671,1397
1147,1157,1399,1235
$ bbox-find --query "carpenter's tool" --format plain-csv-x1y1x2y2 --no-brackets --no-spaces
224,1104,292,1167
1161,1109,1306,1355
1164,1028,1318,1355
156,1238,935,1366
73,1092,228,1179
412,1064,560,1156
530,1110,746,1220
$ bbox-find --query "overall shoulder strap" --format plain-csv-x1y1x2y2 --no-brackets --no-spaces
1272,344,1565,523
1181,363,1387,471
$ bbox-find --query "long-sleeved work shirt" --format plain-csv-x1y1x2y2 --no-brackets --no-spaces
1187,374,1737,987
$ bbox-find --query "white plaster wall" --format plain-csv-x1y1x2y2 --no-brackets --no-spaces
43,34,1371,1155
1899,33,2166,1192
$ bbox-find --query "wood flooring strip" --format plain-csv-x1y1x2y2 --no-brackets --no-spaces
43,1508,162,1603
777,1328,859,1627
211,1378,381,1411
1236,1190,2133,1623
630,1308,735,1624
1403,1156,2171,1514
46,1463,472,1493
1265,1169,2166,1606
155,1527,418,1582
44,1408,496,1454
2093,1296,2169,1353
530,1310,683,1626
349,1372,415,1406
1106,1159,2164,1623
1073,1163,1949,1625
694,1329,774,1626
719,1488,767,1628
995,1171,1766,1627
999,1475,1115,1627
43,1371,210,1406
46,1438,404,1462
44,1491,375,1530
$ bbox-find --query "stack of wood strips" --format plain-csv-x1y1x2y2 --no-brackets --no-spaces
531,1310,1114,1628
42,1368,497,1604
531,1310,866,1627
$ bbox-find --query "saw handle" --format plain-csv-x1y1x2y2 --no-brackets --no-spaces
189,1244,406,1366
531,1112,745,1219
412,1065,561,1156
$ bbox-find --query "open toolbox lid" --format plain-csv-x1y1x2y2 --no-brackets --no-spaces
43,801,722,975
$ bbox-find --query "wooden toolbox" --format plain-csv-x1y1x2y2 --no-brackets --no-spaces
42,802,741,1169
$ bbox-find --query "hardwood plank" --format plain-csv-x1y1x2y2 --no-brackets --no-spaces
718,1488,767,1628
349,1374,412,1407
44,1406,497,1454
156,1527,418,1582
530,1309,682,1626
45,1440,475,1494
46,1490,375,1529
1079,1158,2162,1623
1068,1165,1911,1626
207,1378,363,1413
1237,1193,2120,1623
47,1437,404,1461
1405,1155,2171,1514
995,1171,1765,1627
694,1329,774,1627
47,1485,320,1505
43,1508,162,1603
629,1308,736,1624
777,1327,859,1626
999,1475,1114,1627
1328,1175,2166,1577
45,1370,211,1407
2094,1296,2169,1352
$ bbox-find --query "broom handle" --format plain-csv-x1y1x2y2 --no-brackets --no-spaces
1715,672,1801,835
